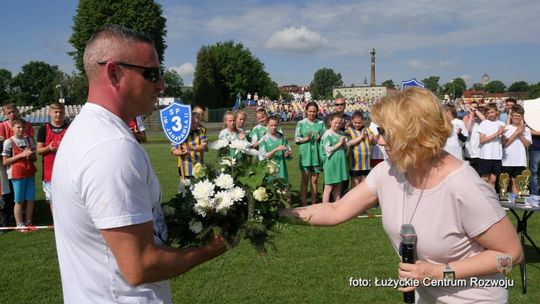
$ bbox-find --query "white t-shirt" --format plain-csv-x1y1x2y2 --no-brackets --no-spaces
444,118,468,160
502,125,532,167
464,121,481,158
52,103,170,304
365,161,507,303
478,120,505,160
369,121,387,160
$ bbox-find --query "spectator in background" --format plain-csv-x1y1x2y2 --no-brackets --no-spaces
501,104,531,194
171,113,207,179
498,98,516,124
258,116,292,184
295,102,325,205
345,111,373,188
0,103,34,228
324,98,351,131
464,105,486,173
129,115,147,143
36,102,69,215
443,104,468,161
478,103,506,188
2,118,37,231
369,120,387,168
529,125,540,195
320,113,349,203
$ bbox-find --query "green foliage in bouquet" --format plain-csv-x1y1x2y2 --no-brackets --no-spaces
164,139,292,254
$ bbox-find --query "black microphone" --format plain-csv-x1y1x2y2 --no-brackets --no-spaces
400,224,417,304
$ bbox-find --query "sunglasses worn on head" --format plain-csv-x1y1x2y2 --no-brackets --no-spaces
97,61,163,83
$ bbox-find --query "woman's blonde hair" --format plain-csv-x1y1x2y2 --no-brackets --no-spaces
371,87,451,172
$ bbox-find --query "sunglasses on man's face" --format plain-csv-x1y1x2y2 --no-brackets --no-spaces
97,61,163,83
335,103,345,106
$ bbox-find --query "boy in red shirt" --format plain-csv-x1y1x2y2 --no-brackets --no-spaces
36,102,69,214
2,118,37,231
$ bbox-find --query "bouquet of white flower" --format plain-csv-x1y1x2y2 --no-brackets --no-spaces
164,139,291,254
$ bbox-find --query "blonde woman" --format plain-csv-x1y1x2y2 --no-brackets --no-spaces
281,87,522,303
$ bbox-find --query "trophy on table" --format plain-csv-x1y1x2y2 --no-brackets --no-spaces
498,173,510,201
515,170,531,204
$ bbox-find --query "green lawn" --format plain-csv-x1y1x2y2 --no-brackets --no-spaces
0,132,538,303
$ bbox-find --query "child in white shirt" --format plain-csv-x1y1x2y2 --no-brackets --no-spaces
477,103,506,187
502,104,532,193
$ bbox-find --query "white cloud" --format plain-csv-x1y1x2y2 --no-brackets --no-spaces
171,63,195,78
406,59,429,70
264,26,329,52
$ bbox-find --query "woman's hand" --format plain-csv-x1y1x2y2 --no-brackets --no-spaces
397,260,443,293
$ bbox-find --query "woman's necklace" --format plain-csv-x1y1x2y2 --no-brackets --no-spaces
402,161,434,225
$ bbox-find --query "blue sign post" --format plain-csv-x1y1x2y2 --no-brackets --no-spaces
160,102,192,145
400,78,425,90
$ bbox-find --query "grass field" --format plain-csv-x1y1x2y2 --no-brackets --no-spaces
0,131,539,303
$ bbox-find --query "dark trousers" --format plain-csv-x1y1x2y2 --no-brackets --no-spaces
0,181,15,227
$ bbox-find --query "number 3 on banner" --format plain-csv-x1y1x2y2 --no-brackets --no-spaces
171,116,182,132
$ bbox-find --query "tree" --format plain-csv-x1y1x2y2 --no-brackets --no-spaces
381,79,395,89
471,83,484,91
528,82,540,99
0,69,12,103
193,41,277,108
442,77,466,98
310,68,343,100
162,69,184,98
63,72,89,104
508,81,529,92
421,76,440,95
10,61,63,107
484,80,506,93
69,0,167,75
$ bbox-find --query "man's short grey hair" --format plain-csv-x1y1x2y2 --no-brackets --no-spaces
83,24,155,78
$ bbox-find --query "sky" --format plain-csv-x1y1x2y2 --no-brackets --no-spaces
1,0,539,89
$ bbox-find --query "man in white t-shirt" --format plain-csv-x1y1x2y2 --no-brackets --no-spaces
52,25,226,304
477,103,506,187
502,105,532,193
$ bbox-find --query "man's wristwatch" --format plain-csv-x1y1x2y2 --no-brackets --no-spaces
443,263,455,280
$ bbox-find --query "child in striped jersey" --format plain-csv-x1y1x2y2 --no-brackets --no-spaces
345,111,373,188
171,113,207,178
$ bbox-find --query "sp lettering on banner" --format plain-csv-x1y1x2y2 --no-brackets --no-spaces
160,102,192,144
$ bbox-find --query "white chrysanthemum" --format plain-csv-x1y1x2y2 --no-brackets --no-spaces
192,180,215,199
220,157,236,167
188,219,203,234
214,190,234,212
253,187,269,202
182,178,192,187
194,197,213,217
215,173,234,190
229,186,245,202
209,139,229,150
229,139,249,150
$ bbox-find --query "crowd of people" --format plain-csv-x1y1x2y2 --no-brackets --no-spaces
0,102,68,232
